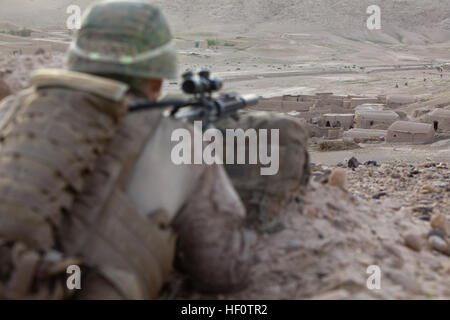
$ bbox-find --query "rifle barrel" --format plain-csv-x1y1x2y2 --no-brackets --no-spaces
128,99,188,112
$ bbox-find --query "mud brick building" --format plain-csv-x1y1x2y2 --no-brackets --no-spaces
386,121,435,144
354,110,399,130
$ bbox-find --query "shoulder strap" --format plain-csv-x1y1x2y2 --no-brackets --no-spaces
30,69,129,102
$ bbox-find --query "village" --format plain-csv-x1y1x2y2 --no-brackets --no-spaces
250,88,450,149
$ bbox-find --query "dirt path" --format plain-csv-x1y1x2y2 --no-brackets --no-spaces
221,63,449,83
310,143,450,166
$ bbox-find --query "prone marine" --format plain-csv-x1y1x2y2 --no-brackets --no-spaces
0,0,310,299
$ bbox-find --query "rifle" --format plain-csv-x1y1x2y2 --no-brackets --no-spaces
128,70,259,128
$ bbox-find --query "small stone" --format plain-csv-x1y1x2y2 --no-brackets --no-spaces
423,273,436,281
382,198,403,210
428,236,450,256
347,157,360,169
436,163,448,169
34,48,46,55
372,192,387,199
328,168,346,189
286,239,302,249
266,285,281,296
254,250,270,263
434,181,447,188
430,214,448,236
412,206,433,215
391,173,401,179
313,172,330,184
44,250,63,263
403,233,423,252
427,229,445,239
386,269,423,294
421,185,438,194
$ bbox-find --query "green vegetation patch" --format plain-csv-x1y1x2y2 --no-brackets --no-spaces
206,39,220,46
0,28,32,37
223,41,237,47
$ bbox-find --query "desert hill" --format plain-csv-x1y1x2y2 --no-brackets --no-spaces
0,0,448,44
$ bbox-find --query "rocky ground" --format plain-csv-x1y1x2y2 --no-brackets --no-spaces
344,161,449,219
0,53,64,92
174,158,449,300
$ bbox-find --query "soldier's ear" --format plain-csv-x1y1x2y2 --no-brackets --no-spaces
140,78,163,100
150,79,163,93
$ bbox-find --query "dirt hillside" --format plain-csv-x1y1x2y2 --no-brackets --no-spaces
1,0,449,43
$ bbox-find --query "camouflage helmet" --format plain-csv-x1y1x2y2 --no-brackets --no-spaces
65,0,178,80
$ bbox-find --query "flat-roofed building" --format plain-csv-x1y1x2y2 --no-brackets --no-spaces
386,94,416,108
355,110,399,129
386,121,434,144
320,113,355,130
427,108,450,132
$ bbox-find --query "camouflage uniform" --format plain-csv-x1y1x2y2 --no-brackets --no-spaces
0,0,251,299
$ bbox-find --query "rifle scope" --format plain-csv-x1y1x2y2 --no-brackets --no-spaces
182,70,223,95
